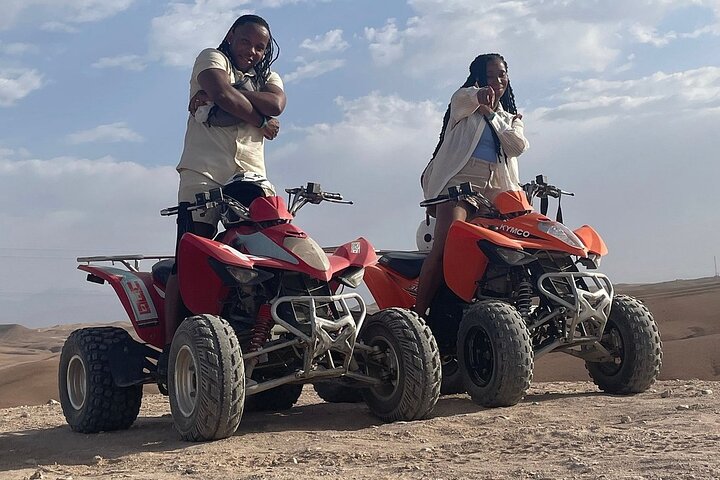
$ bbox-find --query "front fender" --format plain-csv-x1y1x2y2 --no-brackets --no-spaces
574,225,608,256
444,221,524,302
178,233,256,315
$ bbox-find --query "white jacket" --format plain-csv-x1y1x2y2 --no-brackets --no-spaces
421,86,529,200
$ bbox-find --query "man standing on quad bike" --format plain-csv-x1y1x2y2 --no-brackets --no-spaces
415,53,529,317
165,14,286,340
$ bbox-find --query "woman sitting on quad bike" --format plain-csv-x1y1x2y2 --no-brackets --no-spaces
416,53,529,317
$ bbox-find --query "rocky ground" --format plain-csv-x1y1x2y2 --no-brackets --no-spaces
1,380,718,480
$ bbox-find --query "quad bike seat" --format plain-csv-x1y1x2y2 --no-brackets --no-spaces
151,259,175,287
378,251,428,280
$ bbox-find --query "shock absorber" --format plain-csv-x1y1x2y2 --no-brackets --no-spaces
249,303,274,352
246,303,274,380
515,278,533,321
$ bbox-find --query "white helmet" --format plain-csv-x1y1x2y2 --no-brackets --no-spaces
415,216,436,251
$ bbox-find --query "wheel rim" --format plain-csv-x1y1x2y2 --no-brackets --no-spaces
365,335,400,399
174,345,198,417
66,354,87,410
595,321,624,375
463,325,495,387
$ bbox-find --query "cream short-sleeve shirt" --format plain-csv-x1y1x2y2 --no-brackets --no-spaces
177,48,283,184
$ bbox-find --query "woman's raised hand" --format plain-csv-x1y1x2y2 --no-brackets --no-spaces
476,86,495,115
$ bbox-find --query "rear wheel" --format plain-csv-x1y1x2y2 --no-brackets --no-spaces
168,315,245,441
457,301,533,407
359,308,441,421
585,295,662,394
58,327,143,433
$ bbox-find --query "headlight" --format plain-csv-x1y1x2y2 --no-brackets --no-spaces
226,266,260,283
336,267,365,288
478,240,536,266
537,221,585,249
209,257,274,285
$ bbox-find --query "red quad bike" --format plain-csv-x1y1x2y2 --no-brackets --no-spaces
59,180,441,441
364,176,662,407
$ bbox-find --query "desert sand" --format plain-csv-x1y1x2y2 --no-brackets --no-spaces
0,277,719,479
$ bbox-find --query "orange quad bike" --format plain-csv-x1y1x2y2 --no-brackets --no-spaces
364,176,662,408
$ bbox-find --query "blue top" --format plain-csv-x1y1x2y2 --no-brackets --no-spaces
470,123,497,163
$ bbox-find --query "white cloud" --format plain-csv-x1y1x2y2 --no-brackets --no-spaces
148,0,325,67
364,20,403,66
0,42,38,55
268,92,442,249
364,0,720,79
92,54,147,71
40,21,79,33
148,1,249,67
0,154,178,326
682,23,720,38
67,122,144,144
284,58,345,83
300,29,349,53
149,0,338,67
0,68,45,106
629,24,678,46
532,66,720,123
0,0,136,30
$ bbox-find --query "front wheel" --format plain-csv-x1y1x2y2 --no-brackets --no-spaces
58,327,143,433
359,308,441,422
585,295,662,394
457,301,533,407
168,315,245,441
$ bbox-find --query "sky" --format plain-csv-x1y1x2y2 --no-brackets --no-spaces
1,0,719,327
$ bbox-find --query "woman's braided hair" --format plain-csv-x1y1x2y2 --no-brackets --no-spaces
218,14,279,89
430,53,517,160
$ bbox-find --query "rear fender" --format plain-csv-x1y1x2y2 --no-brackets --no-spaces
444,221,524,302
178,233,255,315
574,225,608,256
77,265,165,347
364,264,415,309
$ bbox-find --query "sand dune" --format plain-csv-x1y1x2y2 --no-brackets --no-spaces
1,277,718,408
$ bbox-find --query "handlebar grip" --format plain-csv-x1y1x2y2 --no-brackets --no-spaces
160,207,179,216
323,192,343,200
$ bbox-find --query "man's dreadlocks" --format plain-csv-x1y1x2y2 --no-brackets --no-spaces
217,14,279,89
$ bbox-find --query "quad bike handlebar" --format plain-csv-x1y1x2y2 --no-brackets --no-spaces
160,182,352,221
522,174,574,203
420,175,574,222
420,182,499,216
285,182,352,215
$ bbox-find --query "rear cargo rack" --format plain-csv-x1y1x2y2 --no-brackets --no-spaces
77,255,174,272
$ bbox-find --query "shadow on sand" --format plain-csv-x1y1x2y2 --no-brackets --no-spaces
0,388,601,471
